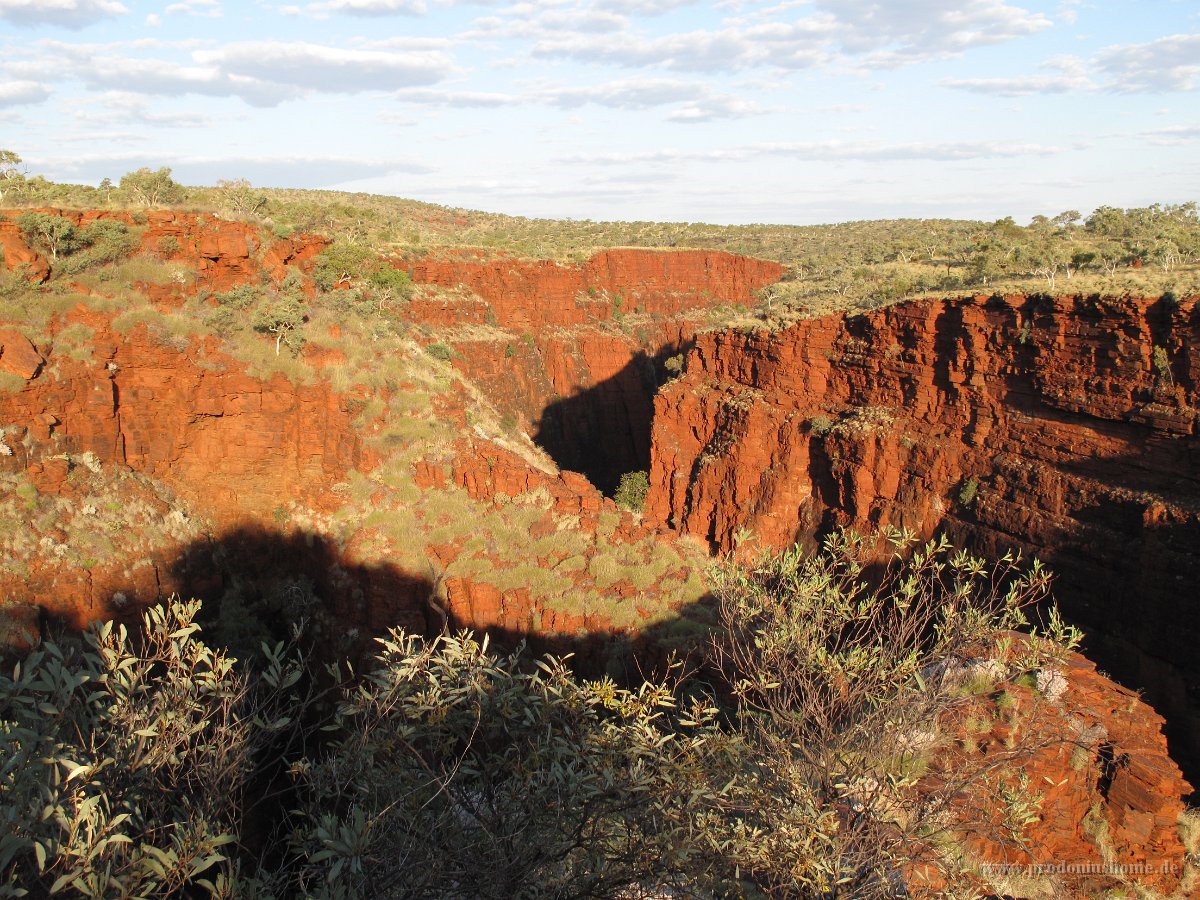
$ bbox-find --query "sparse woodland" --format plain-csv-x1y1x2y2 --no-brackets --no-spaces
1,155,1196,326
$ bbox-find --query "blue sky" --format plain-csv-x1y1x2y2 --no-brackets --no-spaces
1,0,1197,225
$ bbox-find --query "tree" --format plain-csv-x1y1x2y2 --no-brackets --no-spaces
253,294,307,355
118,167,185,207
216,179,267,217
0,149,26,204
16,212,80,260
614,470,650,512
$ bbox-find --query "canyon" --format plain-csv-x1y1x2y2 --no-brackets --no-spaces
1,209,1196,892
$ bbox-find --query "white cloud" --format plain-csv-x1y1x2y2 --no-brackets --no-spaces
539,77,708,109
0,0,127,29
531,27,776,72
816,0,1053,67
595,0,697,13
1141,125,1200,146
67,91,211,127
942,36,1200,96
145,12,161,25
941,57,1093,95
193,41,455,93
0,79,51,107
1096,33,1200,93
165,0,222,17
10,39,457,107
36,152,432,188
394,87,522,106
392,76,765,119
520,0,1049,73
667,94,763,121
1056,0,1080,25
286,0,427,17
558,138,1064,165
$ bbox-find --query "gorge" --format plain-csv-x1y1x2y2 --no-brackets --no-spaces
1,206,1196,893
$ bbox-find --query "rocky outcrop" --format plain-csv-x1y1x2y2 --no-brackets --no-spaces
947,649,1193,895
0,314,372,526
0,218,50,282
402,248,783,490
647,292,1200,777
0,208,328,290
0,328,43,379
403,248,784,330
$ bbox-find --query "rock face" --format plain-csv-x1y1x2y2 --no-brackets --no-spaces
0,208,328,289
403,248,783,491
404,248,784,330
0,218,50,282
950,649,1193,895
647,292,1200,776
0,328,43,379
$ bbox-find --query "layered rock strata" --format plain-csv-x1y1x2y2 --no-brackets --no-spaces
647,293,1200,774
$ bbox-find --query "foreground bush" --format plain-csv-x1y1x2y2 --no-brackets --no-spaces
289,632,727,898
708,527,1080,896
0,530,1089,897
0,601,257,896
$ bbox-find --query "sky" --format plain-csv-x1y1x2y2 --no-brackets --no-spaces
0,0,1198,226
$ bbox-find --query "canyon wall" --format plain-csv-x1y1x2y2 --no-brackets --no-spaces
404,248,784,329
1,208,327,290
647,292,1200,771
402,248,783,491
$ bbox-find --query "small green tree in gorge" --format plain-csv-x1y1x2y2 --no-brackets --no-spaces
614,470,650,512
253,293,307,355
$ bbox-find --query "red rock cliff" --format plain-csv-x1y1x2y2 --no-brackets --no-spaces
647,292,1200,775
402,248,783,491
403,248,783,330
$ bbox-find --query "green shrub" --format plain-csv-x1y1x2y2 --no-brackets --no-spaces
0,600,263,895
708,528,1080,895
16,212,79,261
959,476,980,506
46,219,140,276
613,470,649,512
425,342,452,361
290,631,728,898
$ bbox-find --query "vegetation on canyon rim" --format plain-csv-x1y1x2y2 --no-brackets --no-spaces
1,529,1109,898
2,153,1198,325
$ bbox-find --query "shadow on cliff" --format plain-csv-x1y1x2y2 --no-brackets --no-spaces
534,343,692,496
157,522,718,687
166,524,438,666
85,522,712,868
1051,454,1200,795
940,444,1200,795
